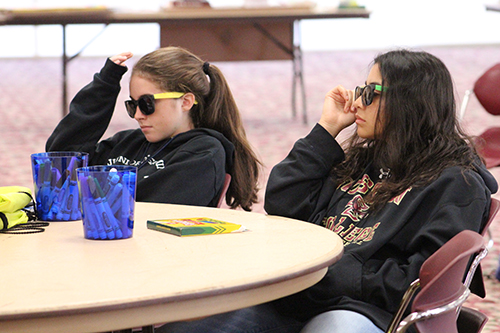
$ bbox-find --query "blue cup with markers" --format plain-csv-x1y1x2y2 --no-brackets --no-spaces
31,152,89,221
76,165,137,240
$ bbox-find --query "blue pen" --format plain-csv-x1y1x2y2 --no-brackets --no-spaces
93,177,123,239
87,176,116,239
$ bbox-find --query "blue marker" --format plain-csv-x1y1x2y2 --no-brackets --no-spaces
70,171,82,220
47,175,64,220
120,173,135,237
107,174,123,216
58,171,78,221
106,173,122,208
51,167,61,187
52,170,70,220
39,161,52,218
93,177,123,239
79,177,102,239
102,169,117,196
87,176,116,239
67,156,77,175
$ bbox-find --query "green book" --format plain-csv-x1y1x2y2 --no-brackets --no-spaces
147,217,246,237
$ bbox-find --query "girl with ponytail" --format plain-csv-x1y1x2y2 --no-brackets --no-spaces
46,46,261,210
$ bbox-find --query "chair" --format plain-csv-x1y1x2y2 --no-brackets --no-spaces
459,63,500,169
386,230,488,333
481,197,499,249
468,197,500,298
217,173,232,208
457,307,488,333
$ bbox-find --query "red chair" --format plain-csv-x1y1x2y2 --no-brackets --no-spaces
386,230,488,333
481,197,499,249
468,197,500,299
459,63,500,168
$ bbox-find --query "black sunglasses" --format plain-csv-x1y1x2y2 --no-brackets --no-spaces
125,92,197,118
354,84,388,106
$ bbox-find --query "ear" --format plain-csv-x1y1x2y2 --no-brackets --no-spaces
181,93,196,111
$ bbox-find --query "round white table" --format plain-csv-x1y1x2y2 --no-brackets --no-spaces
0,202,343,333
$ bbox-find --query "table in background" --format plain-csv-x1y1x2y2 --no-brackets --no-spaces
486,4,500,12
0,202,343,333
1,5,370,123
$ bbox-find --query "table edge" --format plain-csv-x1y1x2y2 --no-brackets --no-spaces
0,244,342,322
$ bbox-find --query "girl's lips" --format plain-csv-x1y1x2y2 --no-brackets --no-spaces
355,116,365,124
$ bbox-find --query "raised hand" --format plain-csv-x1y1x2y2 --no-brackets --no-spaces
318,85,356,138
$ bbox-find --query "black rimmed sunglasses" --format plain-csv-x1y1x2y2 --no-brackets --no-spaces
125,92,198,118
354,84,388,106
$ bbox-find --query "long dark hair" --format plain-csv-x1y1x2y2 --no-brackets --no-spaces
335,49,478,212
132,47,261,211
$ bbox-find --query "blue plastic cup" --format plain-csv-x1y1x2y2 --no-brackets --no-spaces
77,165,137,240
31,152,88,221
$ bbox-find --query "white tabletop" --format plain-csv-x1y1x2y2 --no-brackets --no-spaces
0,202,343,333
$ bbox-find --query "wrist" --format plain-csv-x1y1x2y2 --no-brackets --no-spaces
318,120,342,138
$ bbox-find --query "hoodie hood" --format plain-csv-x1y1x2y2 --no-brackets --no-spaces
168,128,235,174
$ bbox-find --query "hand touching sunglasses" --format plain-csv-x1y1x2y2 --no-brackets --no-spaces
354,84,388,106
125,92,198,118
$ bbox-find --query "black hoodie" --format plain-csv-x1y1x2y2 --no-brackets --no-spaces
46,58,234,207
265,124,497,331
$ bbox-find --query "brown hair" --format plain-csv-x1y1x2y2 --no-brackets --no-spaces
132,46,261,211
336,49,478,212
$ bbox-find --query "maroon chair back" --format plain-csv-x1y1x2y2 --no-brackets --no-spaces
412,230,485,333
469,198,500,297
474,63,500,116
476,129,500,169
481,197,500,237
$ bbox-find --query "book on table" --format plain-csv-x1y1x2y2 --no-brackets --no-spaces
147,217,246,236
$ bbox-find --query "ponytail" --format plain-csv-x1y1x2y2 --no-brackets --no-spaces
199,62,261,211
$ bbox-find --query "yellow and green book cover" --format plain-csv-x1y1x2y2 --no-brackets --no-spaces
147,217,246,236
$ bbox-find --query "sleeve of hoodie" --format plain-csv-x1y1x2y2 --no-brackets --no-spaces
45,58,128,160
264,124,345,221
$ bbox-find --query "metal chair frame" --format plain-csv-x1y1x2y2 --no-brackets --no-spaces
386,230,488,333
